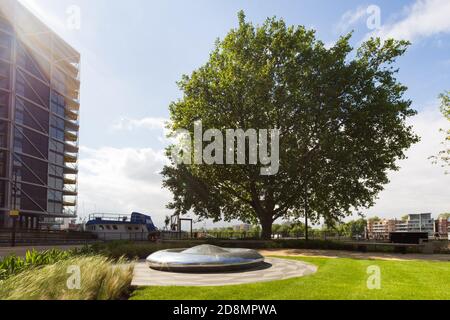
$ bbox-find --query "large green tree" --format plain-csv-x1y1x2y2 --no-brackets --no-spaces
162,12,419,240
433,91,450,173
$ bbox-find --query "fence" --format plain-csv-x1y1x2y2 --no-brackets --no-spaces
0,228,97,246
195,231,361,241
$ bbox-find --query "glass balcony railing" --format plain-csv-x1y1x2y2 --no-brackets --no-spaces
63,200,77,207
64,176,77,185
63,208,77,216
64,152,78,163
63,164,78,174
65,130,78,142
63,186,78,196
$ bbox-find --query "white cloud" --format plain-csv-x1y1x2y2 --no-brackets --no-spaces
335,5,369,33
369,0,450,42
77,145,236,229
77,146,172,226
112,117,168,131
364,104,450,218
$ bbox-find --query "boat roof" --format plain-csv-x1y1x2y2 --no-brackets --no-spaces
85,220,143,226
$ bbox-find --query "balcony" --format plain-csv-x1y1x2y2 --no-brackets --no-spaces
64,177,77,185
64,164,78,175
63,208,77,216
63,200,77,207
65,108,79,122
65,131,78,142
64,152,78,163
65,141,79,154
65,118,79,131
66,96,80,112
63,187,78,196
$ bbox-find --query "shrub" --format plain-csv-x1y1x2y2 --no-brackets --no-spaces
0,256,134,300
86,238,434,259
0,249,75,281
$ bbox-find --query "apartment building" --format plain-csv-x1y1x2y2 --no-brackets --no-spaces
367,213,438,240
436,217,450,238
367,219,401,240
0,0,80,229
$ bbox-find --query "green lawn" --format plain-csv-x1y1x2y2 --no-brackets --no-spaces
130,256,450,300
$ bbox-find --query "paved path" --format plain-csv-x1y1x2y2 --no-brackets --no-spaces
132,257,317,287
0,245,82,258
259,249,450,262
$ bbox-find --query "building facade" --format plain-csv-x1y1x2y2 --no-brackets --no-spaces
233,224,251,232
367,219,401,240
367,213,438,240
436,217,450,239
406,213,435,235
0,0,80,229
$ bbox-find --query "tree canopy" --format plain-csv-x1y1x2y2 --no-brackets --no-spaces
433,91,450,173
162,12,419,239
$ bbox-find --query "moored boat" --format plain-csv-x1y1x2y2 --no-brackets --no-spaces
85,212,159,241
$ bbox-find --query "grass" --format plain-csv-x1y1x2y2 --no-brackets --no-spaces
0,256,134,300
130,256,450,300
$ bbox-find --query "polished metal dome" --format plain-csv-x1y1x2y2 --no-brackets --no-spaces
146,245,265,272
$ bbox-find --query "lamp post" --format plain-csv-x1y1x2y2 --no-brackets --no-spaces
10,170,20,247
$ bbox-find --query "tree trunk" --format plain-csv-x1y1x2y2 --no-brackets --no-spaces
304,182,309,241
260,216,273,240
305,213,309,241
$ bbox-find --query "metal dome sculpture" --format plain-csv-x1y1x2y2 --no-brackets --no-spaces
146,245,265,272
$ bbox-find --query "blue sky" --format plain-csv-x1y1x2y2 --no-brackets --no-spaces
18,0,450,227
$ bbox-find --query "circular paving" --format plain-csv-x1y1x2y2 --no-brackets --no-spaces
132,257,318,287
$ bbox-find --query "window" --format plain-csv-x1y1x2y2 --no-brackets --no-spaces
50,127,64,141
51,102,65,117
49,152,64,166
15,109,24,125
50,140,64,153
0,92,8,119
48,190,63,202
16,74,25,96
50,116,65,130
113,226,118,231
51,92,66,118
14,131,23,153
49,165,63,177
48,177,63,190
0,47,10,61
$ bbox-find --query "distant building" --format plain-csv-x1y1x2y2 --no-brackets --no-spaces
436,217,450,238
367,213,437,240
367,219,402,240
233,224,251,232
407,213,435,235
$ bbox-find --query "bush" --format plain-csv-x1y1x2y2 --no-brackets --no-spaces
87,241,200,260
0,249,75,281
86,238,431,260
0,256,134,300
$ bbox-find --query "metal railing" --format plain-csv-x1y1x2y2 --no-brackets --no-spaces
0,228,97,246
